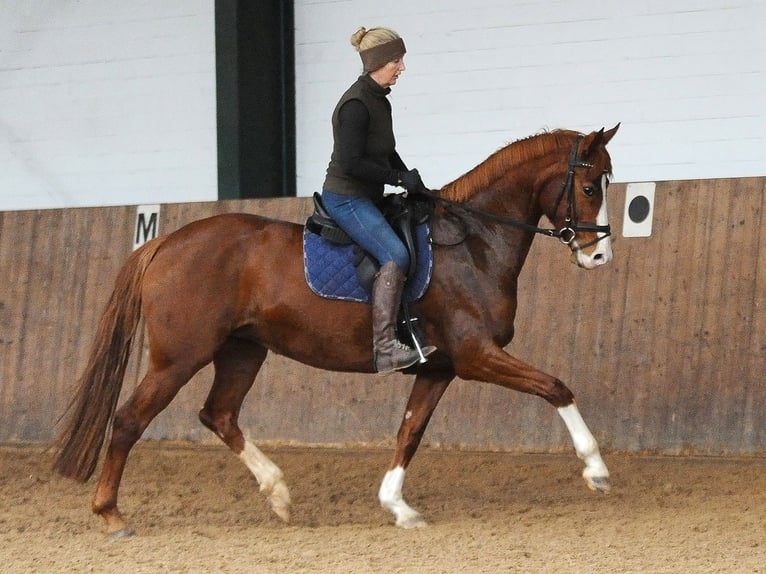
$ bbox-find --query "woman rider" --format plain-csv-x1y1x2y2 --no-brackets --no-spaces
321,26,436,373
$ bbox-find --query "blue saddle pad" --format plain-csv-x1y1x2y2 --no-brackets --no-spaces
303,223,433,303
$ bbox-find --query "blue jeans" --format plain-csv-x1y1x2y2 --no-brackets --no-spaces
321,189,410,273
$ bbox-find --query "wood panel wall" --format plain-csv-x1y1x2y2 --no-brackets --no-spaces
1,178,764,454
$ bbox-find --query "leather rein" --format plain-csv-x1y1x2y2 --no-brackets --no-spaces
416,136,612,250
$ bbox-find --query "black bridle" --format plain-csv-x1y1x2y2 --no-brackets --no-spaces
416,136,612,250
551,136,612,249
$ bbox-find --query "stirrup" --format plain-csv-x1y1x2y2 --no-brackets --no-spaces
375,340,436,374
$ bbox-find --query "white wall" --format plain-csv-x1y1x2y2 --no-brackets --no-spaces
295,0,766,196
2,2,763,211
0,0,216,211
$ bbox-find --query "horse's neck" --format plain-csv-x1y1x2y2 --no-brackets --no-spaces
440,132,572,215
444,162,544,224
486,171,540,216
438,157,557,277
434,134,573,279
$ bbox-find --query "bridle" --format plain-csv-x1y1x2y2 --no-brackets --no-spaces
416,136,612,250
551,135,612,249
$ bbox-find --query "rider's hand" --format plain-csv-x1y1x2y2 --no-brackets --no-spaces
398,169,426,194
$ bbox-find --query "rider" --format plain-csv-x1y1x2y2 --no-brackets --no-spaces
321,26,436,373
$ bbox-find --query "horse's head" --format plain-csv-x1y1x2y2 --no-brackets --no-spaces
544,124,620,269
435,124,620,268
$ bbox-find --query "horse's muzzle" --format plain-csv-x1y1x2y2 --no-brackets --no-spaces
573,239,613,269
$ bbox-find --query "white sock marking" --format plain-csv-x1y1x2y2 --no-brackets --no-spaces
239,440,291,521
557,404,609,480
379,466,426,528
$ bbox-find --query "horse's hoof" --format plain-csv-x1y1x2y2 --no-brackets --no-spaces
110,528,136,539
268,481,292,523
396,514,428,529
271,503,291,523
586,476,611,494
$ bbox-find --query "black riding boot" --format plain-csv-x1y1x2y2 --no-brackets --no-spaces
372,262,435,373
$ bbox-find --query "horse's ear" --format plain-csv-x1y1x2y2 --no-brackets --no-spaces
602,122,620,145
580,129,603,158
581,123,620,157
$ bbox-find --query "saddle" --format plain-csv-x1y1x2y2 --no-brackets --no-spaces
305,192,433,290
304,192,434,352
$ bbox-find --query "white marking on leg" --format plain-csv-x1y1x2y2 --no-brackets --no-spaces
378,466,427,528
557,404,610,492
239,440,291,521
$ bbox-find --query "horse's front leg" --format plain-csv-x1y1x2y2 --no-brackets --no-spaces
456,343,610,493
557,403,610,492
379,369,453,528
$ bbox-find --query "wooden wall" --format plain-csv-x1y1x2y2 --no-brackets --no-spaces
1,178,764,454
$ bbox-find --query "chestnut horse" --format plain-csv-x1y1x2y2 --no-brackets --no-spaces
54,125,619,536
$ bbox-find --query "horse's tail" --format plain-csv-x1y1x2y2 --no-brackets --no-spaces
52,236,167,482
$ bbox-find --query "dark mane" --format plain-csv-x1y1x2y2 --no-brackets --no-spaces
439,130,580,202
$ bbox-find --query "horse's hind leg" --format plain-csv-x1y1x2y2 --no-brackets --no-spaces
198,337,291,522
379,369,453,528
93,361,201,537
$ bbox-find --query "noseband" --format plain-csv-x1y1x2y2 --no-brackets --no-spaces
416,136,612,250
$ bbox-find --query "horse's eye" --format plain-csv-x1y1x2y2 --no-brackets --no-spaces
583,186,595,197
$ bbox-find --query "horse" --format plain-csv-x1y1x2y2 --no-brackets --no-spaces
53,124,620,537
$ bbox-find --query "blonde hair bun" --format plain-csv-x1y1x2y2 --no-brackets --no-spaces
349,26,400,52
350,27,368,50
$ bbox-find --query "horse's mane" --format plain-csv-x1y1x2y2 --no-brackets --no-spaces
439,130,579,202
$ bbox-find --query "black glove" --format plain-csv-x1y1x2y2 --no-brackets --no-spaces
398,168,426,194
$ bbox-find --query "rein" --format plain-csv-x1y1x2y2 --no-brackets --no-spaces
417,136,612,250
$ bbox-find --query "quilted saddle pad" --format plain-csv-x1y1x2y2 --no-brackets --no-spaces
303,223,433,303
